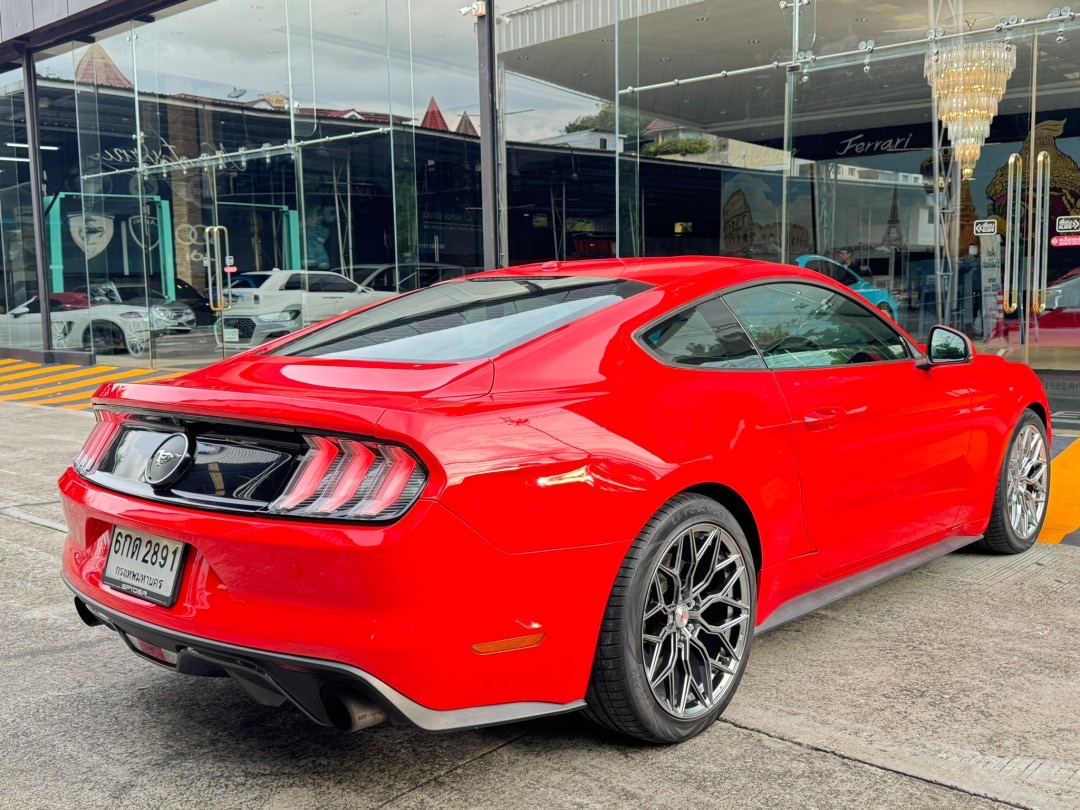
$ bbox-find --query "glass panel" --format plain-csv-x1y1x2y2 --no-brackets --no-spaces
791,2,1080,415
0,66,45,351
35,39,134,361
385,0,482,276
291,0,393,332
130,0,299,365
984,11,1080,414
498,0,793,263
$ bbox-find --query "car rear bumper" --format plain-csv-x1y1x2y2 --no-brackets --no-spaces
65,580,584,731
58,468,624,718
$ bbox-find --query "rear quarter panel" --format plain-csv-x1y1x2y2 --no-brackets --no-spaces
374,295,813,571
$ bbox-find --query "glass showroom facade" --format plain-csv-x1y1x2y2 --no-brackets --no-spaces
1,0,1079,410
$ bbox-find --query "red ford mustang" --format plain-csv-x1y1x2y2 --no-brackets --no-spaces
59,256,1051,744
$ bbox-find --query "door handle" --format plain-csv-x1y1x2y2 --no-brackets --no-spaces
205,226,232,313
803,408,845,431
1002,153,1022,315
1033,150,1051,315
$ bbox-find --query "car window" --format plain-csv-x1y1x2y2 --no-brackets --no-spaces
1050,278,1080,309
640,296,765,369
282,274,305,291
804,259,856,287
17,297,43,315
308,274,359,293
724,282,910,369
361,268,396,291
275,276,651,362
231,275,264,289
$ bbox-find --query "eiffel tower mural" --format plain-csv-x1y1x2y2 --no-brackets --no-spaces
880,186,906,249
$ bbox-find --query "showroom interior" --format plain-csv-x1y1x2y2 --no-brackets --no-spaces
0,0,1078,409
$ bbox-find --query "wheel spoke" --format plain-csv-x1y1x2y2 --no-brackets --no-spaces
676,640,692,714
684,637,713,709
1006,424,1047,539
644,627,677,689
641,518,753,719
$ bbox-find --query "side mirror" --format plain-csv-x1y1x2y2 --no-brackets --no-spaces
9,305,30,318
918,325,972,368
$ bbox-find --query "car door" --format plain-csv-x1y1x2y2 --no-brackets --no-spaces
724,281,974,576
299,273,364,324
1,297,44,348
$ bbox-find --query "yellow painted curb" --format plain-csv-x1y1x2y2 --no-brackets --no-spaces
0,362,42,377
0,365,113,391
0,368,160,401
1038,440,1080,545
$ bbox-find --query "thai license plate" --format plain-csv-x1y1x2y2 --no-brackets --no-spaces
102,526,188,607
223,327,240,343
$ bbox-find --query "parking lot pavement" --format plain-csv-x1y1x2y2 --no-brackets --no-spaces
2,402,1080,809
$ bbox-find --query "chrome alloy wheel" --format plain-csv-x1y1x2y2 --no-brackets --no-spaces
641,521,752,719
1006,423,1049,540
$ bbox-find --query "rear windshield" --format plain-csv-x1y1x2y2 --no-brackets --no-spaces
274,276,651,362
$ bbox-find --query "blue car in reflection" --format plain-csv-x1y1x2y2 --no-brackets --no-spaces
795,254,899,320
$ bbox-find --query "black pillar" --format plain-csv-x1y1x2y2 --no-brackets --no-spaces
22,51,52,351
475,2,500,270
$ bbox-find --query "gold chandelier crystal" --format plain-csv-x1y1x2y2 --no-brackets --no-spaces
924,42,1016,179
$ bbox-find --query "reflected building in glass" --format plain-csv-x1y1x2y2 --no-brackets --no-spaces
0,0,1079,412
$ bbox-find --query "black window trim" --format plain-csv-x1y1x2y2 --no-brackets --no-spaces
634,277,920,372
723,278,919,368
634,288,770,372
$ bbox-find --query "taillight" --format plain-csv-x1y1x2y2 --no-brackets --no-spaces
73,410,125,475
269,435,426,520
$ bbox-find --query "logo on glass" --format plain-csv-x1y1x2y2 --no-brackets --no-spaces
144,434,193,488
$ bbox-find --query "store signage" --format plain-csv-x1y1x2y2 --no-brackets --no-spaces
974,219,998,236
1057,216,1080,233
834,132,916,158
1050,234,1080,247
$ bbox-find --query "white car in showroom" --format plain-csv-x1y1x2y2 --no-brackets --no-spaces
0,294,154,357
218,270,394,348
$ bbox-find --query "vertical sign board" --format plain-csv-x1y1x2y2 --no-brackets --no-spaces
974,219,1001,337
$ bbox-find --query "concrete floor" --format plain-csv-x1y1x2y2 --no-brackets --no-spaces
2,402,1079,809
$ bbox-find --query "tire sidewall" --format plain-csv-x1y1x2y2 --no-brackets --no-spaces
619,496,756,743
994,410,1050,552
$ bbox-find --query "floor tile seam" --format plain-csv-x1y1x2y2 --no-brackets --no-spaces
718,717,1039,810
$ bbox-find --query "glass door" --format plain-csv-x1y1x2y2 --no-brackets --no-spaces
982,9,1080,420
787,3,1080,419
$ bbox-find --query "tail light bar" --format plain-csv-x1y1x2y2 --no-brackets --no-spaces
72,410,426,523
73,410,126,475
269,435,426,521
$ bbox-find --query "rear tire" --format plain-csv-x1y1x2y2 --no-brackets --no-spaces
973,409,1049,554
585,494,756,743
83,322,125,355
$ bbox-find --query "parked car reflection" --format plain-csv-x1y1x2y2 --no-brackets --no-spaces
0,293,153,356
795,254,900,319
75,279,197,334
990,274,1080,346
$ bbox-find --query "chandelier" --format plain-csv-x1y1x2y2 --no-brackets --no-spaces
924,41,1016,180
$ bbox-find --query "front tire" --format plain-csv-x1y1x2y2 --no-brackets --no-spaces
974,409,1049,554
585,494,756,743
